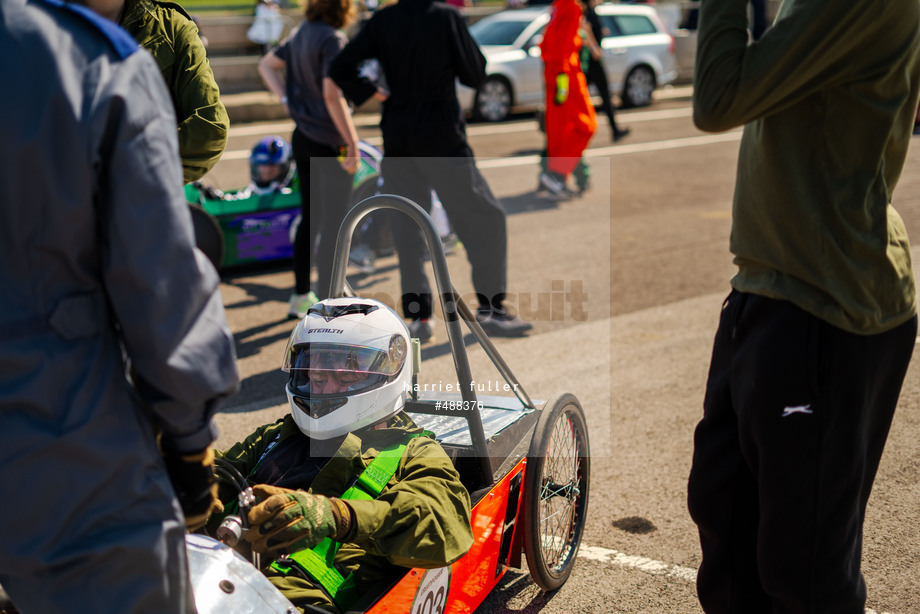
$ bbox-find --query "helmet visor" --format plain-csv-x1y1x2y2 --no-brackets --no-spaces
283,340,406,398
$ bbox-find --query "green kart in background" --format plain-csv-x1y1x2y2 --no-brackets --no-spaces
186,141,383,270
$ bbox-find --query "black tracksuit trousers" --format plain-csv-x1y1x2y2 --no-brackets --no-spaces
381,151,508,321
687,290,916,614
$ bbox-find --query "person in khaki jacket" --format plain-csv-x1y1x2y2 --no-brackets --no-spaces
81,0,229,183
213,298,474,613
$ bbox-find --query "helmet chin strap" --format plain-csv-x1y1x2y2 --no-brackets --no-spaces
364,412,398,431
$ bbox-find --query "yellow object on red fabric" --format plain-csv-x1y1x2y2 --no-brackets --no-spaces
540,0,597,177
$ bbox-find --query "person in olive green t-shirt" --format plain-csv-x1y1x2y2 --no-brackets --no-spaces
79,0,230,184
687,0,920,612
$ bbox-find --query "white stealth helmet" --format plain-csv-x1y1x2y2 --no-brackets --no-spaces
282,297,412,439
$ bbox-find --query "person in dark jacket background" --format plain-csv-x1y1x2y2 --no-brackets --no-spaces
329,0,532,341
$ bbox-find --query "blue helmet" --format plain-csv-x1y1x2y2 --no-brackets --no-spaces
249,136,294,193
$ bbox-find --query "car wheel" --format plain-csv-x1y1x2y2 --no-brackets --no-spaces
475,77,512,122
622,65,656,108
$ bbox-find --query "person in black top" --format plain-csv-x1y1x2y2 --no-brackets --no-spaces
329,0,533,341
583,0,628,141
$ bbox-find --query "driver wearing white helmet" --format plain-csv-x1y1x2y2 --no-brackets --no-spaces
304,354,366,395
211,298,473,613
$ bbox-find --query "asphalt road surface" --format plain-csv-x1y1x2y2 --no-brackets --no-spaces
203,86,920,614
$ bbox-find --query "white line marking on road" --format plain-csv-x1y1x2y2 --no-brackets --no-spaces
229,120,293,138
610,106,694,123
228,113,380,138
587,130,742,157
465,106,692,136
221,117,739,165
577,544,697,582
221,149,259,161
655,85,694,100
476,154,543,169
227,104,690,143
577,544,895,614
477,131,743,169
466,121,542,136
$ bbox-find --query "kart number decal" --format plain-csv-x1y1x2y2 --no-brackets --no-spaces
410,566,450,614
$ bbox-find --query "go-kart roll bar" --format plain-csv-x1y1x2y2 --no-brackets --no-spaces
329,194,535,486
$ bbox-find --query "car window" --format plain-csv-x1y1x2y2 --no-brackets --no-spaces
612,15,657,36
598,15,622,37
470,18,533,46
523,23,547,48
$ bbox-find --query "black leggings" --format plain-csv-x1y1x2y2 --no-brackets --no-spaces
584,56,617,132
291,129,353,298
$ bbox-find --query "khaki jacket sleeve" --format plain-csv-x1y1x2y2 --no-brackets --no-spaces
168,14,229,183
347,437,474,569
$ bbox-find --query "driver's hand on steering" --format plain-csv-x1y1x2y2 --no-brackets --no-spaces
245,486,353,555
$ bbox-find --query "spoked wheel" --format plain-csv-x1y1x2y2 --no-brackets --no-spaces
523,392,591,591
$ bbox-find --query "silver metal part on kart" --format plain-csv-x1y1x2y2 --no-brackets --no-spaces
186,534,297,614
216,514,244,547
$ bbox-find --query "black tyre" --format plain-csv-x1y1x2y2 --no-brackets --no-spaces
621,65,656,108
189,204,225,270
523,392,591,591
474,76,513,122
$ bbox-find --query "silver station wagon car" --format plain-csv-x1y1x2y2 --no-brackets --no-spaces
458,3,678,122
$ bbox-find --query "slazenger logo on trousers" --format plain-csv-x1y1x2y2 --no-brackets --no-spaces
782,404,814,417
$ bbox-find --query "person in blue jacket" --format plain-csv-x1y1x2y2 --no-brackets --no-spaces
0,1,240,612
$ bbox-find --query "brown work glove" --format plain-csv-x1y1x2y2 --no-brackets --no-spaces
245,488,353,555
162,446,221,531
251,483,296,499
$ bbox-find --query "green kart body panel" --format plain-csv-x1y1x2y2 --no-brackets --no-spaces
186,141,382,269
